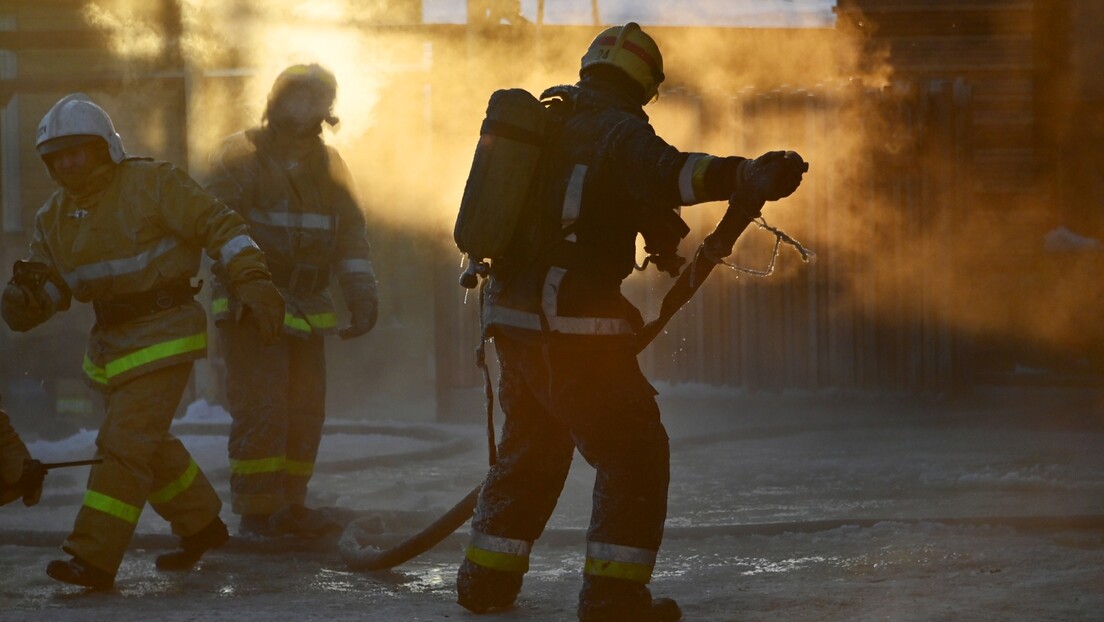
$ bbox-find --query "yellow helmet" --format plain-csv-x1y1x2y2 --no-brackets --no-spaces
580,22,665,102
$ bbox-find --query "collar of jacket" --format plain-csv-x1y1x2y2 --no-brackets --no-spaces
574,75,649,121
58,161,117,210
251,125,324,161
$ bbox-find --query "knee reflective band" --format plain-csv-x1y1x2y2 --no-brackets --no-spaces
230,456,314,477
83,489,142,524
465,531,532,574
148,459,199,505
285,458,313,477
230,456,285,475
584,541,657,584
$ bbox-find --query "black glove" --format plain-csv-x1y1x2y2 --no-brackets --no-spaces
737,151,808,203
20,459,46,507
1,281,53,332
236,279,286,345
339,289,379,340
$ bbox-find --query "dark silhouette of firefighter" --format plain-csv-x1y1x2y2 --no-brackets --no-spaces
1,94,285,589
205,64,380,538
452,23,806,621
0,396,45,508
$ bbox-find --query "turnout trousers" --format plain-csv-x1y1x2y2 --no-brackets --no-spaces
460,332,671,616
219,319,327,516
63,362,221,575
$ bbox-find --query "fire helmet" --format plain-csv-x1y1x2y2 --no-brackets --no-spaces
265,63,339,128
580,22,665,102
35,93,126,163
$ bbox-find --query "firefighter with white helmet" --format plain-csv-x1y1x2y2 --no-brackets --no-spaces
454,23,806,620
2,93,285,589
205,64,379,538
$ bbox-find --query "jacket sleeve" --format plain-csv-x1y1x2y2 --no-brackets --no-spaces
327,148,378,304
0,406,31,506
27,214,73,314
0,209,70,332
608,119,746,209
205,134,255,216
156,163,271,288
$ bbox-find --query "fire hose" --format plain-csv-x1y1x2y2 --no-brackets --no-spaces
341,161,812,571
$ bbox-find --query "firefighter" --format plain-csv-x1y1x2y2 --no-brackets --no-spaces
0,396,46,508
205,64,379,538
1,93,285,590
455,24,806,621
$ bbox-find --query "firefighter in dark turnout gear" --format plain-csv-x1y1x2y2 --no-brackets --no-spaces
0,396,45,508
206,64,380,537
2,94,284,589
455,24,806,621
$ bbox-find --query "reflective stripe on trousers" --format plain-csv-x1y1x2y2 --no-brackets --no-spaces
229,456,315,477
584,541,657,584
465,530,532,574
63,363,222,575
220,319,326,515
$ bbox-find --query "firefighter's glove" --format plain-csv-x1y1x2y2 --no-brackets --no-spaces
20,459,46,507
1,281,54,332
737,150,808,203
339,282,379,340
237,279,285,345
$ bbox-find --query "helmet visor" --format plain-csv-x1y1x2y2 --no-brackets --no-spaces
37,134,103,157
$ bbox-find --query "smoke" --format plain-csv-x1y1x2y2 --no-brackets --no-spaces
73,0,1097,375
82,2,166,61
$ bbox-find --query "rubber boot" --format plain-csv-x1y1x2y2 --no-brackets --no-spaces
156,516,230,571
456,558,524,614
284,504,342,537
239,513,277,538
46,556,115,590
578,575,681,621
651,597,683,622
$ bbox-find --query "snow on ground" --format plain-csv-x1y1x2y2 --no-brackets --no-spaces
1,386,1103,620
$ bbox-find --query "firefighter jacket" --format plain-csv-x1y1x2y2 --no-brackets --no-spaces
206,127,376,338
483,77,746,341
12,159,271,390
0,405,31,506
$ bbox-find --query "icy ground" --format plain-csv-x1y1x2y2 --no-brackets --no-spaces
1,386,1102,621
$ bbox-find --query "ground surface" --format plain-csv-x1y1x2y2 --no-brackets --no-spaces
1,385,1102,621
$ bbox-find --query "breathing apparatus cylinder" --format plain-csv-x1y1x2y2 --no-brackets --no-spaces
454,89,548,288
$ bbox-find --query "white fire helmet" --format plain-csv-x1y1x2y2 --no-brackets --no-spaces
35,93,126,163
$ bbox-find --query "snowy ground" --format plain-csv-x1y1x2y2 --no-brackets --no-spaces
1,385,1103,621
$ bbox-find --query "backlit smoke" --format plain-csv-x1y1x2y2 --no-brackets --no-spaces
74,0,1097,368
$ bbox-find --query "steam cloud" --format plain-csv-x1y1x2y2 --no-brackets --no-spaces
77,0,1100,372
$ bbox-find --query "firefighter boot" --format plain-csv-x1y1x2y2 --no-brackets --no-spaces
46,556,115,590
282,504,342,537
456,558,524,614
578,575,682,622
156,516,230,571
239,513,278,537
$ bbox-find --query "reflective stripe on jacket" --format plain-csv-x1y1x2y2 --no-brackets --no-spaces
27,158,270,389
483,80,743,338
